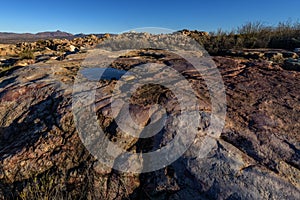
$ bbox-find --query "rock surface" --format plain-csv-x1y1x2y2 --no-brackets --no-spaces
0,33,299,199
0,34,109,74
225,49,299,61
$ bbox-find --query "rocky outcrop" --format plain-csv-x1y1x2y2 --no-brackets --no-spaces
180,29,209,37
0,34,111,73
224,49,299,61
0,34,299,199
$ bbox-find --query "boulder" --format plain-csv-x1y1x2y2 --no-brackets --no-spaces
15,59,35,66
264,52,284,61
68,45,78,52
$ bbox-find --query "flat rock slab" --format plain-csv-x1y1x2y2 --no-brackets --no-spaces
0,48,299,199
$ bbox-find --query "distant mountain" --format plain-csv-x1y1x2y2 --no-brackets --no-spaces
0,31,116,44
0,30,74,43
35,30,73,38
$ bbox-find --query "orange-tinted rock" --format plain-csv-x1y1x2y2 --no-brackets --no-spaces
0,35,299,199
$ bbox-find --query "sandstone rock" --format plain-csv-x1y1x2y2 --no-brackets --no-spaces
35,55,52,63
0,45,18,56
15,59,35,66
180,29,209,37
0,34,299,199
68,45,77,52
0,36,106,78
223,49,298,61
264,52,284,61
104,33,111,38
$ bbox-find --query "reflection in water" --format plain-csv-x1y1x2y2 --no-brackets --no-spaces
80,67,132,81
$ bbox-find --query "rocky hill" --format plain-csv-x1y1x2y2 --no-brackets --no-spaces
0,30,111,44
0,30,74,43
0,32,299,199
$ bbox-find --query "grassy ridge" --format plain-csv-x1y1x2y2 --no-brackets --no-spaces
187,20,300,54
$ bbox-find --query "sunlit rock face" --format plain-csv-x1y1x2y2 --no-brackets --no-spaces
0,33,299,199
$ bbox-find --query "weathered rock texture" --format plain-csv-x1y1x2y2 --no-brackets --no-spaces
0,34,299,199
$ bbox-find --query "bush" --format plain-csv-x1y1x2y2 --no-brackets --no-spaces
189,20,300,54
19,49,35,60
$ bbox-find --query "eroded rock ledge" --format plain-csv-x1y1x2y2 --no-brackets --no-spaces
0,34,299,199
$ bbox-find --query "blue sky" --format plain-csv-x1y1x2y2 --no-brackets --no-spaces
1,0,300,34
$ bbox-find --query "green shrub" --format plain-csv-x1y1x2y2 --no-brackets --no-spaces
190,20,300,54
19,49,35,60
